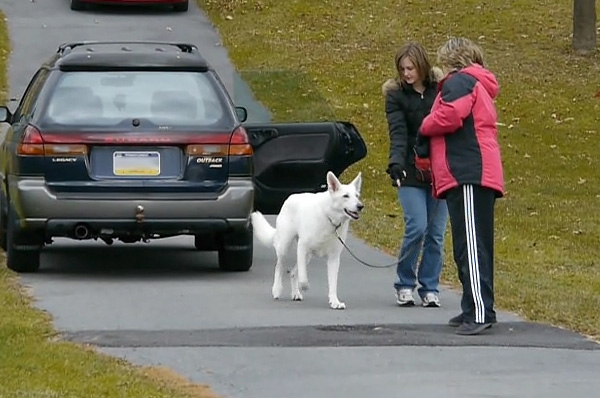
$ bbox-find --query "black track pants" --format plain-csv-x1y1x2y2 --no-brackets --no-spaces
445,184,497,324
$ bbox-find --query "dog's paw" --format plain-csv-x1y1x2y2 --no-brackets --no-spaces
272,284,283,300
329,298,346,310
298,280,310,292
291,291,304,301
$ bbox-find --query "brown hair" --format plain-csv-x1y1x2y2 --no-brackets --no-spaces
437,37,485,70
394,42,433,86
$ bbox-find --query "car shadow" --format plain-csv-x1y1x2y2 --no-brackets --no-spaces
69,2,185,16
35,239,231,279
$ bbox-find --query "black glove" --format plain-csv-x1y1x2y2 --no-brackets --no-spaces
388,164,407,187
414,134,430,158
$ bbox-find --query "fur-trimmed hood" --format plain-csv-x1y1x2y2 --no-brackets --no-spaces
382,66,444,95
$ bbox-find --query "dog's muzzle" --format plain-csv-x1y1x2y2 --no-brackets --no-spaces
344,203,364,220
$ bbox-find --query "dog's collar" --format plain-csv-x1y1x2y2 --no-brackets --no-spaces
327,216,342,231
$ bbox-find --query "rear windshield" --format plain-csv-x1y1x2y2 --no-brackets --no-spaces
42,71,232,128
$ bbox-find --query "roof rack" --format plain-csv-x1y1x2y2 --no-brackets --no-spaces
57,41,198,55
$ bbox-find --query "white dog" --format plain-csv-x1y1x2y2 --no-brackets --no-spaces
251,171,364,310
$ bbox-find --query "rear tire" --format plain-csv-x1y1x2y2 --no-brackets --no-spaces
173,0,189,12
6,205,41,273
218,224,253,272
70,0,85,11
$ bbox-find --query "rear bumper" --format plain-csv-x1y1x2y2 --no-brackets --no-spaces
8,176,254,235
81,0,187,4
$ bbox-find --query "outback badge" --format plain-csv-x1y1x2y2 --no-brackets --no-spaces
196,157,224,164
196,156,224,168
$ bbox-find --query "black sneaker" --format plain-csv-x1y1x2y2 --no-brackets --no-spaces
455,322,493,336
448,313,465,327
448,314,498,327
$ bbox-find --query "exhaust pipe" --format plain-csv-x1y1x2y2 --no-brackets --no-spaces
73,223,91,239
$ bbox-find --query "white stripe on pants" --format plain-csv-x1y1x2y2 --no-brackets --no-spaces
463,184,486,323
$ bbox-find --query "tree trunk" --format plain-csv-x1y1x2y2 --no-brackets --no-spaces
573,0,597,53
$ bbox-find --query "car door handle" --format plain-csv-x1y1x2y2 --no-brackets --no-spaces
248,128,278,148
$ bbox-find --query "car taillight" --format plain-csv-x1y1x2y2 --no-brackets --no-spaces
186,144,227,156
18,125,45,155
185,127,253,156
45,144,88,156
229,126,253,156
17,125,87,156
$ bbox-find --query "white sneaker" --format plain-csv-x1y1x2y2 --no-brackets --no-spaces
422,292,441,308
396,288,415,306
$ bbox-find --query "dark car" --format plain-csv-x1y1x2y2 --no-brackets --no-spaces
0,41,366,273
71,0,189,12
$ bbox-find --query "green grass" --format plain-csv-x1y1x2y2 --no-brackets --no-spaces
199,0,600,339
0,10,218,398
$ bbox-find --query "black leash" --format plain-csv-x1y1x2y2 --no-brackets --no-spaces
328,217,397,269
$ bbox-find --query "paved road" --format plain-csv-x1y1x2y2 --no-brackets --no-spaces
2,1,599,398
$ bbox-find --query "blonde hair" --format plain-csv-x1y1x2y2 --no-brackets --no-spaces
437,37,485,70
394,42,433,85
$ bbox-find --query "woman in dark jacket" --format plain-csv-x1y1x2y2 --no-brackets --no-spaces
383,42,448,308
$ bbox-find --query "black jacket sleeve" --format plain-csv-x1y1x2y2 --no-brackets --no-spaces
414,132,430,158
385,90,408,170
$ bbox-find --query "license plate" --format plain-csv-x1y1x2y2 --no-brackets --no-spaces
113,151,160,176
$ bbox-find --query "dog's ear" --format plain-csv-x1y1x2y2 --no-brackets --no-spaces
326,171,341,193
351,172,362,192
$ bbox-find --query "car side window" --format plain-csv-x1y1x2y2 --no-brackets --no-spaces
12,69,49,123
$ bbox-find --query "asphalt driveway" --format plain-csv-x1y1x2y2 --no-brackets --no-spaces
1,1,599,397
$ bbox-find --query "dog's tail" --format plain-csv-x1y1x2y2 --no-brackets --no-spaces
250,211,276,247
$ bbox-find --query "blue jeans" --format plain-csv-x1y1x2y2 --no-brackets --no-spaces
394,186,448,299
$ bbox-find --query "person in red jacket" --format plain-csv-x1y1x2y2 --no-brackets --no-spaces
420,37,505,336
